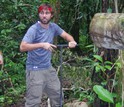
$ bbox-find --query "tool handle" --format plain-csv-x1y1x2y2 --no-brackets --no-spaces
57,44,79,48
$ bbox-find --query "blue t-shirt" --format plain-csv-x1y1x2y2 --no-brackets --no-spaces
22,21,63,71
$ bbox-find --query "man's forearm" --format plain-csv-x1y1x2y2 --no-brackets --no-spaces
60,31,75,42
20,42,43,52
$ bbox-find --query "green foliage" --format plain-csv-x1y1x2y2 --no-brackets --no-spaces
52,48,122,106
93,84,123,107
116,102,122,107
91,55,122,106
0,61,26,106
78,88,94,104
93,85,114,103
93,55,113,73
0,0,31,106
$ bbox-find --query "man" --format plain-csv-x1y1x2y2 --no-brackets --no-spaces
20,2,77,107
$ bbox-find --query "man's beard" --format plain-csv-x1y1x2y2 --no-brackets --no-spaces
40,18,51,24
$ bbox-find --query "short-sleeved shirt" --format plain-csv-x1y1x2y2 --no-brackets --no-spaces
22,21,63,71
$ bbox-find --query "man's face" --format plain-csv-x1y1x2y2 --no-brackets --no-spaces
39,9,53,24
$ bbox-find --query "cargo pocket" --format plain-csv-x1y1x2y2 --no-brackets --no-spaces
49,67,59,82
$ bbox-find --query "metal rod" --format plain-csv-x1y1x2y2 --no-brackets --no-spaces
59,46,63,107
57,44,68,47
57,44,80,48
57,44,79,107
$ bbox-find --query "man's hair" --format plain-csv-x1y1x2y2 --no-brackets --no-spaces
38,2,54,15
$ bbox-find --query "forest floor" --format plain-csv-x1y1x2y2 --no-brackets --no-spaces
13,98,48,107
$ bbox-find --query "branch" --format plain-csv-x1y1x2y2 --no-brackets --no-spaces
56,57,76,74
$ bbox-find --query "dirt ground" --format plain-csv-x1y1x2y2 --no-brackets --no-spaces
10,98,48,107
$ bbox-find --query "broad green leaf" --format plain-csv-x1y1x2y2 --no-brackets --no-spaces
104,61,113,65
85,44,94,48
82,57,93,62
99,66,106,72
101,81,107,86
0,96,4,102
93,55,103,62
115,62,121,68
105,65,112,70
93,85,114,103
14,23,26,30
95,66,100,73
116,102,122,107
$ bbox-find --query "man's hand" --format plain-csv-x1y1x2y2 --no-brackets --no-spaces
68,41,77,48
42,43,57,51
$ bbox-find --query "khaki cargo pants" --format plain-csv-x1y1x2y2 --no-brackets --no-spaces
25,67,63,107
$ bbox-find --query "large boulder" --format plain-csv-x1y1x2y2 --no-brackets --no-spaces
89,13,124,49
